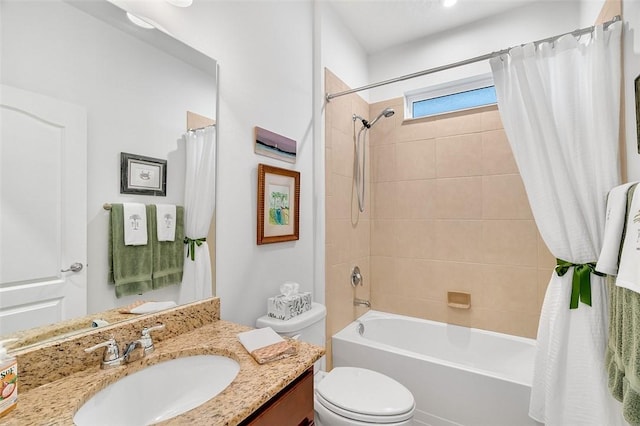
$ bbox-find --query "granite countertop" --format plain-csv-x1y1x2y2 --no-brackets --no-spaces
3,320,324,425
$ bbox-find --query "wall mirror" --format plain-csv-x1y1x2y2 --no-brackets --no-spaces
0,0,218,350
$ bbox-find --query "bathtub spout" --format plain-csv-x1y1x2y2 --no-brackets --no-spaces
354,298,371,308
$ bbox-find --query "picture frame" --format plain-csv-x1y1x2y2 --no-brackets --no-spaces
257,163,300,245
254,126,297,164
120,152,167,196
635,75,640,154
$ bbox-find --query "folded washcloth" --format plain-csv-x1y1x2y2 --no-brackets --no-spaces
151,205,184,290
123,203,148,246
596,182,638,275
156,204,177,242
118,300,178,314
108,204,153,297
237,327,297,364
615,184,640,293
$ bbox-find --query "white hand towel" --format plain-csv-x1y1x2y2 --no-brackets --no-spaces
130,301,177,314
596,182,638,275
615,186,640,293
238,327,284,353
123,203,147,246
237,327,296,364
156,204,177,242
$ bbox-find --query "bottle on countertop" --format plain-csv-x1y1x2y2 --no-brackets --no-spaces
0,339,18,418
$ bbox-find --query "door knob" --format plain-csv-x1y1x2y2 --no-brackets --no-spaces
61,262,83,273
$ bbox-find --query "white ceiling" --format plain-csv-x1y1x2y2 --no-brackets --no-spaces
325,0,552,54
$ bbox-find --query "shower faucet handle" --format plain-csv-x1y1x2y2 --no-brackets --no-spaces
351,266,363,287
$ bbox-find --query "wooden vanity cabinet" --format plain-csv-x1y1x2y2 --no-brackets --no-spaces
241,367,315,426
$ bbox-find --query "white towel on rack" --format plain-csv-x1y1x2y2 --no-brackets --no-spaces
155,204,177,242
596,182,638,275
123,203,147,246
615,186,640,293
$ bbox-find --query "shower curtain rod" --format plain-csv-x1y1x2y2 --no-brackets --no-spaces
325,15,621,102
187,123,216,132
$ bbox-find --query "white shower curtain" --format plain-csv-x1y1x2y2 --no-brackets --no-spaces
179,125,216,304
490,22,623,425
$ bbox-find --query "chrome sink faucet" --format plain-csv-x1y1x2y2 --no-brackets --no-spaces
122,339,146,363
84,323,166,369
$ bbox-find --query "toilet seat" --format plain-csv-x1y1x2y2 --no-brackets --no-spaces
315,367,415,424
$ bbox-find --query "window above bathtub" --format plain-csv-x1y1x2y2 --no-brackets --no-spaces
405,74,497,119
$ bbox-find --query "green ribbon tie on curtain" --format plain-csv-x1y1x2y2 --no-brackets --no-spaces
555,259,605,309
184,237,206,261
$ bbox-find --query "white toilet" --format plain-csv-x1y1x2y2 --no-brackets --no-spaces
256,303,416,426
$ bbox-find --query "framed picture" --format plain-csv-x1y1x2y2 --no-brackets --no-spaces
257,164,300,245
254,126,297,164
635,75,640,153
120,152,167,196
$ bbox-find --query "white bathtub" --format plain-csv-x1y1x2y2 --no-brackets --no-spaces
331,310,540,426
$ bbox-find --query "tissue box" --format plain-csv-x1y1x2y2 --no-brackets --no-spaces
267,292,312,320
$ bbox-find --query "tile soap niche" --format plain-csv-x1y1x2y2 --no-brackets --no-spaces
447,291,471,309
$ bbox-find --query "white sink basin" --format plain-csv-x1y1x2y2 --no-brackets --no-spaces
74,354,240,425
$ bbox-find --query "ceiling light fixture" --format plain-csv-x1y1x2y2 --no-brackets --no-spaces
126,12,155,29
441,0,457,7
166,0,193,7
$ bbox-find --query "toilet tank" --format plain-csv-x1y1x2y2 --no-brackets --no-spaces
256,302,326,349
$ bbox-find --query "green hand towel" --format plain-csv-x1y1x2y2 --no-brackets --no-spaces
606,184,640,425
151,205,184,290
108,204,153,297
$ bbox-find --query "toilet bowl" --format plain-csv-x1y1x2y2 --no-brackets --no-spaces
314,367,415,426
256,303,416,425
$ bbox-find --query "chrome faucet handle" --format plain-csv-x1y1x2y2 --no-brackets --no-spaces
84,338,121,369
140,323,165,354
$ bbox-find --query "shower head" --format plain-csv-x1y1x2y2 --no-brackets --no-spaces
368,107,395,128
352,107,395,129
353,114,369,128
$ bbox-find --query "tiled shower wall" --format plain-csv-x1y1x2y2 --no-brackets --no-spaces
324,69,372,368
368,96,555,338
324,69,556,366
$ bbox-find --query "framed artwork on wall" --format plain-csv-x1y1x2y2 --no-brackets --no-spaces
120,152,167,196
254,126,297,164
257,163,300,245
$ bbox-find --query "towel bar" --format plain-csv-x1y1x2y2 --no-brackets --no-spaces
103,203,112,210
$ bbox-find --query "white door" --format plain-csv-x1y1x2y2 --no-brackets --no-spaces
0,84,87,335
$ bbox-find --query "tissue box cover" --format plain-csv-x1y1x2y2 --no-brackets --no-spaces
267,292,312,320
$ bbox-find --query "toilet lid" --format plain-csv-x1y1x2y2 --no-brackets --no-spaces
316,367,415,423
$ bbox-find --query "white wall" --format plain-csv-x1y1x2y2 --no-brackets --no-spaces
312,2,370,305
579,0,607,27
367,1,582,104
116,1,317,326
319,2,370,101
1,0,215,314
